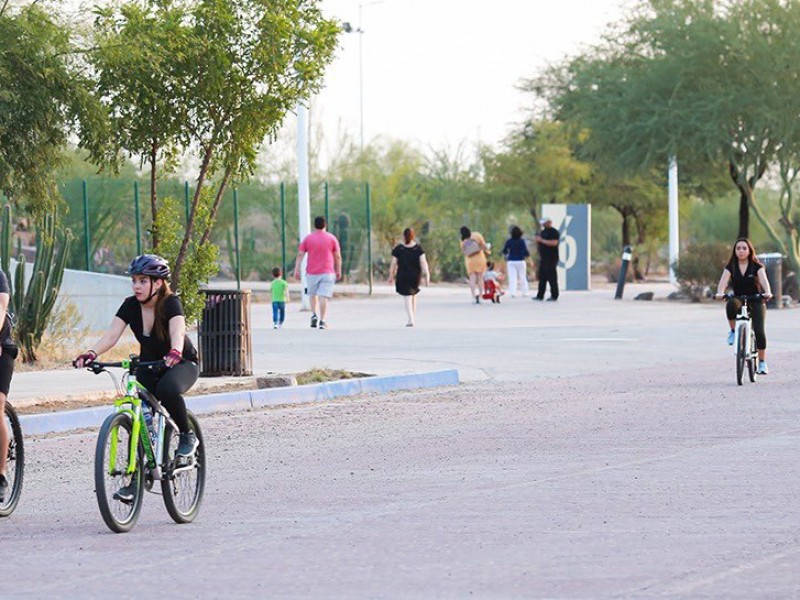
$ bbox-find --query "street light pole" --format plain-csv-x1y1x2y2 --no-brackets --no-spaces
343,0,384,152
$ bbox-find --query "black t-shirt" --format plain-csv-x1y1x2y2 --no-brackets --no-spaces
392,243,424,281
538,226,560,262
0,270,14,348
725,261,762,297
116,295,197,362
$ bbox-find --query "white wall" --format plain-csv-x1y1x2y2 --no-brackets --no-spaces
10,260,131,331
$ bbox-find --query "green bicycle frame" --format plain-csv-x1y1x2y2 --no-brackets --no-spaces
108,359,157,476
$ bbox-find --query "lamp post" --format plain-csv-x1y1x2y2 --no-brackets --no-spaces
342,1,384,151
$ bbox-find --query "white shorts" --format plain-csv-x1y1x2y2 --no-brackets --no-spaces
306,273,336,298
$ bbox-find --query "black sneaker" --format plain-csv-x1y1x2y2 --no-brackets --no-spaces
310,314,318,328
532,297,544,301
0,474,8,503
113,482,137,505
318,320,327,330
177,431,199,457
546,297,558,302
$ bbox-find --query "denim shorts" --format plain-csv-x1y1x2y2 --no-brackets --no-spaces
306,273,336,298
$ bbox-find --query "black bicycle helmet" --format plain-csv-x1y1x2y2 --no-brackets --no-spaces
127,254,171,279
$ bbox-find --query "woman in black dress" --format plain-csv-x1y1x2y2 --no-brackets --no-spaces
388,228,430,327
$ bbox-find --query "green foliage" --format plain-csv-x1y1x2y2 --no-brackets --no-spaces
483,120,591,215
0,4,104,218
672,242,730,302
1,204,72,362
153,194,219,324
88,0,340,289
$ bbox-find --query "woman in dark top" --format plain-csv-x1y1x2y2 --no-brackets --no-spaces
74,255,200,465
715,238,773,374
0,270,18,502
388,227,430,327
501,225,530,297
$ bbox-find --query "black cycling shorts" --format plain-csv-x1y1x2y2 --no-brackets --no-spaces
0,346,16,396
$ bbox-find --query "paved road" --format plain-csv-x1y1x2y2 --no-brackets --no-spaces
4,284,800,597
11,281,800,402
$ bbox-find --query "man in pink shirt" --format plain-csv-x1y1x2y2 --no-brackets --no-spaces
294,216,342,329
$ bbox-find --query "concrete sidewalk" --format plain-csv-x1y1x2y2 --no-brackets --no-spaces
10,278,800,410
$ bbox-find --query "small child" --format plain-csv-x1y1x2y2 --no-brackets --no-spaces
483,262,504,294
270,267,289,328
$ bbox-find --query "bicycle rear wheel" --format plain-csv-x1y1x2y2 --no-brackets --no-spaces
736,324,747,385
94,412,144,533
0,403,24,517
161,411,205,524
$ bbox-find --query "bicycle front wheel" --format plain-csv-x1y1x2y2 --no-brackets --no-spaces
161,411,206,524
736,324,746,386
0,402,24,517
94,412,144,533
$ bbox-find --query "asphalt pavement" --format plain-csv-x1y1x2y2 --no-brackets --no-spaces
4,280,800,598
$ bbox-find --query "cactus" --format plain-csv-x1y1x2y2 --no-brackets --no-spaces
0,204,71,363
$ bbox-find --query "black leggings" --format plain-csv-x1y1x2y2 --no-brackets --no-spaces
137,361,199,433
726,299,767,351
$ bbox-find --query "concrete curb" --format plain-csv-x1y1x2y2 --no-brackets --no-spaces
18,369,460,435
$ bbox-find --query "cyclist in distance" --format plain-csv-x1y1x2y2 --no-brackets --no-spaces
0,269,18,502
715,238,773,374
73,254,200,463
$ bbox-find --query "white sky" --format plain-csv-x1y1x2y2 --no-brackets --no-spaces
308,0,631,155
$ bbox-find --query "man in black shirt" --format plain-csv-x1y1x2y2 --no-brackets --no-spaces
534,217,560,301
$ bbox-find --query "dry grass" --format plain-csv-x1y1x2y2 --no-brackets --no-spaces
15,298,140,371
295,368,372,385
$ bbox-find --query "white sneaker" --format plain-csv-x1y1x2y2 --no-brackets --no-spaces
757,361,769,375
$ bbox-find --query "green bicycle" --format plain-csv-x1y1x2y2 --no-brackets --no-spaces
83,356,206,533
0,401,24,517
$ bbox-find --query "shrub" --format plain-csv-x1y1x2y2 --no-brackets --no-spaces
672,242,730,301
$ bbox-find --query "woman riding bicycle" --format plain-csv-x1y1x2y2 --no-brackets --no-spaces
0,269,18,503
73,254,200,467
715,238,773,374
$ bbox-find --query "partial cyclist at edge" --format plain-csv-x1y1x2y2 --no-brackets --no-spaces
0,268,18,503
715,238,773,375
73,254,200,500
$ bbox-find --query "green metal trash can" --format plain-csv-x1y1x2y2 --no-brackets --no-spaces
757,253,783,309
199,289,253,376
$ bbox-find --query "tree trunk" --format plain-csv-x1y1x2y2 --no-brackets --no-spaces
149,140,159,250
199,167,232,247
621,213,631,247
173,145,213,290
737,187,749,239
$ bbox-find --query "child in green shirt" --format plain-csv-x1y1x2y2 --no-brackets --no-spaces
270,267,289,328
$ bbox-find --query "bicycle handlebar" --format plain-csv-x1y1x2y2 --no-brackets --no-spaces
720,292,768,301
82,356,166,375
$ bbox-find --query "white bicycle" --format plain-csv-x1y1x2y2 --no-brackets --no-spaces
725,293,766,386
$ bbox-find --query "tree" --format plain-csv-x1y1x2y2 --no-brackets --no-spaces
0,3,102,218
88,0,340,297
527,0,786,239
482,120,591,222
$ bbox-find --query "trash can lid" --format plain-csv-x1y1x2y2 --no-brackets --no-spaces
757,252,783,260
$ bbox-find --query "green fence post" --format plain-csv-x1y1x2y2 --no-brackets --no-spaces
366,182,372,295
324,181,330,225
233,189,241,290
280,182,286,276
83,179,91,271
134,181,142,255
184,181,190,225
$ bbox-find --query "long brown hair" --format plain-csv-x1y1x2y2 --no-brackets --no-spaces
726,238,763,271
152,279,173,341
403,227,415,244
